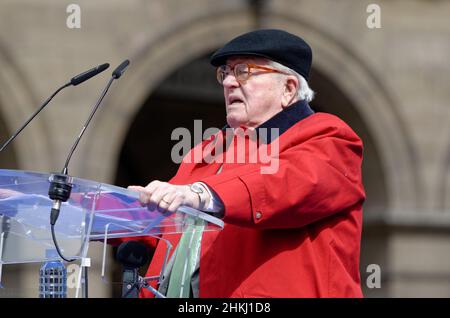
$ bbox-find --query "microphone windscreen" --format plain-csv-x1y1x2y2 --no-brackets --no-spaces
116,240,149,268
70,63,110,86
112,59,130,79
96,63,110,74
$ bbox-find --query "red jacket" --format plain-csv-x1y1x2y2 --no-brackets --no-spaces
138,102,365,298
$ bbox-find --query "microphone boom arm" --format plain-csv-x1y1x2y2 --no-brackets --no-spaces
50,60,129,263
61,77,114,175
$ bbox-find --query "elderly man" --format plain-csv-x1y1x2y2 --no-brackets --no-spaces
128,29,366,298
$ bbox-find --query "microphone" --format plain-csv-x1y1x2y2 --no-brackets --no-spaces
0,63,110,153
48,60,130,262
116,241,149,298
70,63,110,86
61,59,130,175
112,59,130,79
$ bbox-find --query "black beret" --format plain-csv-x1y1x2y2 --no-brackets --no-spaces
210,29,312,81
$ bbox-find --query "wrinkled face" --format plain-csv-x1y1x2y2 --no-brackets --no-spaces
222,57,287,129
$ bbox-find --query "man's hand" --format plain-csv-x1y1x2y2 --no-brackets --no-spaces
128,181,200,214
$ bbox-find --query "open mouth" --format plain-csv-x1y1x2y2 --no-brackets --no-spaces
228,96,244,105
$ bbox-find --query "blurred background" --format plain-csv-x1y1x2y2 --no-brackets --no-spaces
0,0,449,297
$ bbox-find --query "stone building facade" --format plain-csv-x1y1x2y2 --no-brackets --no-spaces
0,0,449,297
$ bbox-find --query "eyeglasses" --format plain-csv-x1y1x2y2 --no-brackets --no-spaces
216,63,290,85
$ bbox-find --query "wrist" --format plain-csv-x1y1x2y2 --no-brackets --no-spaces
189,183,209,210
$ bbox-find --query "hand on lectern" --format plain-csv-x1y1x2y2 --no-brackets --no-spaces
128,180,205,214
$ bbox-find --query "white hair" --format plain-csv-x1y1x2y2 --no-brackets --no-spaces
267,60,315,103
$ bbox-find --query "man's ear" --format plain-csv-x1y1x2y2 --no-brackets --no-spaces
281,75,299,108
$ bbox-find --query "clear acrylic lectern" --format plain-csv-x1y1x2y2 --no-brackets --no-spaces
0,169,224,297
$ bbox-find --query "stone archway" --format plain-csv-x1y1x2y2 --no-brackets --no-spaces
106,18,394,297
74,8,422,298
81,11,418,212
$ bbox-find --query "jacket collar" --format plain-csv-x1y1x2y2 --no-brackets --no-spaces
221,99,314,144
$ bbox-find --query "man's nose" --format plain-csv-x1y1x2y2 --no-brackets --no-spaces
222,72,240,88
